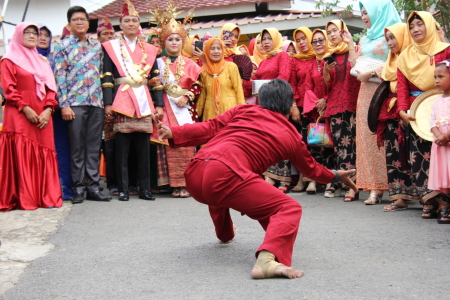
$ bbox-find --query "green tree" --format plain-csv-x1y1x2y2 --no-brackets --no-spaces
315,0,449,39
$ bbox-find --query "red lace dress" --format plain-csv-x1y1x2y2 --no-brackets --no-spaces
326,53,360,171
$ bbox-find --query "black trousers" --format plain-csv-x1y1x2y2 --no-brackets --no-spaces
104,139,138,189
115,132,150,192
67,106,104,193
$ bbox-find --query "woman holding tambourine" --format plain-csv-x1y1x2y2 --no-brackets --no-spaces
395,11,450,223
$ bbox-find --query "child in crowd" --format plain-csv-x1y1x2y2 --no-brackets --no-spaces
429,60,450,224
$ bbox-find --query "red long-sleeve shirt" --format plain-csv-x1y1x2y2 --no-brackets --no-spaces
290,58,315,106
325,53,360,117
254,51,292,83
169,104,334,183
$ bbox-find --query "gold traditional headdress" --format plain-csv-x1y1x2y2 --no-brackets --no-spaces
148,1,195,43
121,0,139,19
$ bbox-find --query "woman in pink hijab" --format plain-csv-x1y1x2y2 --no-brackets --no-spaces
0,22,62,211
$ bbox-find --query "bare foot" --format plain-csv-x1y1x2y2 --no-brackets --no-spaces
251,265,304,279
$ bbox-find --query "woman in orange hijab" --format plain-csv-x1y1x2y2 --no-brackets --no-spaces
286,27,317,193
197,38,245,121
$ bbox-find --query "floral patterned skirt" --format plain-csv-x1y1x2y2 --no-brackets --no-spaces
384,119,420,201
407,125,439,201
330,111,356,174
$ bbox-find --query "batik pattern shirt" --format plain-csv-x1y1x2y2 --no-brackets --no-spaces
54,36,103,108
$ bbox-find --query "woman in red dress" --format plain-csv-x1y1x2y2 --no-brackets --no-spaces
289,27,317,193
254,28,294,192
321,21,361,201
300,29,336,196
0,22,62,211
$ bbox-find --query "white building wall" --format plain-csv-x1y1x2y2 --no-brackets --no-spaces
0,0,71,55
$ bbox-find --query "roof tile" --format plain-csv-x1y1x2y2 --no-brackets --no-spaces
90,0,288,19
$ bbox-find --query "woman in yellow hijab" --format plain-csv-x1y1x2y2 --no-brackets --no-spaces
320,21,361,201
255,28,295,193
196,38,245,121
376,23,415,210
394,11,450,218
181,34,201,65
251,34,266,66
218,23,242,61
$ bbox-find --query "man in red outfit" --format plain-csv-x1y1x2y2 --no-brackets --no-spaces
158,79,356,279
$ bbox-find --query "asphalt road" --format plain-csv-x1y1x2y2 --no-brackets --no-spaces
2,189,450,300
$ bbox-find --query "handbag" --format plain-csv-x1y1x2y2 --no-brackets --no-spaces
307,118,334,148
350,56,385,83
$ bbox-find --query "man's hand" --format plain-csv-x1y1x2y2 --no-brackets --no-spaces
104,105,113,120
337,169,357,193
157,122,173,140
61,107,75,121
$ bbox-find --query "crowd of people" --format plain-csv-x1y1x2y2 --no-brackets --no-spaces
1,0,450,279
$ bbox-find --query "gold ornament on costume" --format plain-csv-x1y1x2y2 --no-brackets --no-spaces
148,1,195,43
122,0,139,18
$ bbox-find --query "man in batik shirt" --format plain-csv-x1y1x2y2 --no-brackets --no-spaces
54,5,111,203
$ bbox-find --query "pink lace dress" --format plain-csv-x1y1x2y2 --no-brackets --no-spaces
428,94,450,193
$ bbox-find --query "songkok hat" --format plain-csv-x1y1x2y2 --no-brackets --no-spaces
96,17,114,34
121,0,139,19
62,24,71,36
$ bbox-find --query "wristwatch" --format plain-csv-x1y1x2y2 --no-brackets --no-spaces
331,170,341,184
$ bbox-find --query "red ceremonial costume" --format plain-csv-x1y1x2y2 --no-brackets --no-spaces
150,3,202,188
169,105,334,266
156,55,202,187
0,23,62,211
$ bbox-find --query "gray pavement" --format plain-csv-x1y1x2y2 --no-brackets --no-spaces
1,188,450,299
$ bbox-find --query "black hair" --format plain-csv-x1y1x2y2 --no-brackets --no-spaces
436,59,450,71
261,29,271,38
67,6,88,23
408,13,422,24
258,79,293,115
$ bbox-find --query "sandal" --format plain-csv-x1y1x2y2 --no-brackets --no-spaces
383,202,407,212
324,183,341,198
278,183,289,194
364,190,383,205
180,188,190,198
129,186,138,195
343,190,359,202
422,204,438,219
437,207,450,224
291,182,304,193
306,181,316,195
172,188,180,198
109,187,119,196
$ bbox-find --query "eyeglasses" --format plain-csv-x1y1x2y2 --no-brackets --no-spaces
71,18,88,23
311,39,326,46
24,31,38,37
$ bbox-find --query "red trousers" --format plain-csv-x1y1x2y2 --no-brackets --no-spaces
185,159,302,266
